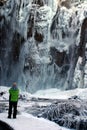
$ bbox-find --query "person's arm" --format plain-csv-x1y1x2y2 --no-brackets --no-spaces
9,89,11,102
17,89,19,102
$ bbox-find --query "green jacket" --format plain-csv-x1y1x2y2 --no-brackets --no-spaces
9,87,19,102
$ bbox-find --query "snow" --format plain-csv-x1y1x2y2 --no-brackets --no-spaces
33,88,87,100
0,112,63,130
1,86,87,101
0,111,71,130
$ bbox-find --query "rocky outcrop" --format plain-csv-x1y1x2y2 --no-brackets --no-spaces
0,0,7,6
0,120,14,130
58,0,71,8
79,18,87,57
50,47,69,67
32,0,44,7
36,97,87,130
50,1,87,89
34,31,44,43
12,32,25,61
27,12,34,38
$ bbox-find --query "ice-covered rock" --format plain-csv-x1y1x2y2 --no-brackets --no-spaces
37,97,87,130
0,0,87,92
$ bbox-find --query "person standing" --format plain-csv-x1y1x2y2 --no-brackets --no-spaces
8,82,19,119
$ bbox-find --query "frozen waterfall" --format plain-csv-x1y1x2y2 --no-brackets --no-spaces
0,0,87,92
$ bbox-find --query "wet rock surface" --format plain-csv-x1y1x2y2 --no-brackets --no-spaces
0,0,7,6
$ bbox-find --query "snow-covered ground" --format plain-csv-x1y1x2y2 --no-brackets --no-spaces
33,88,87,100
1,86,87,130
1,86,87,100
0,112,70,130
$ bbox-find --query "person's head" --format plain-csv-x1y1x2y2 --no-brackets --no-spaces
12,82,17,87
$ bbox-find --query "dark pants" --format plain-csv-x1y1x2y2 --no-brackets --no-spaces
8,101,18,118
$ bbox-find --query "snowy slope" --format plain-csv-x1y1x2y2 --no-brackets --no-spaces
0,112,72,130
33,88,87,100
1,86,87,101
0,112,60,130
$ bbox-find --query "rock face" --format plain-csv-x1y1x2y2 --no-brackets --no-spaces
58,0,71,8
50,47,69,68
32,0,44,6
0,0,7,6
0,120,14,130
79,18,87,57
0,0,87,92
50,2,87,89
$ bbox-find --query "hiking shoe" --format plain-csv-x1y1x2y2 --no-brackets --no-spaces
8,116,11,119
13,117,16,119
